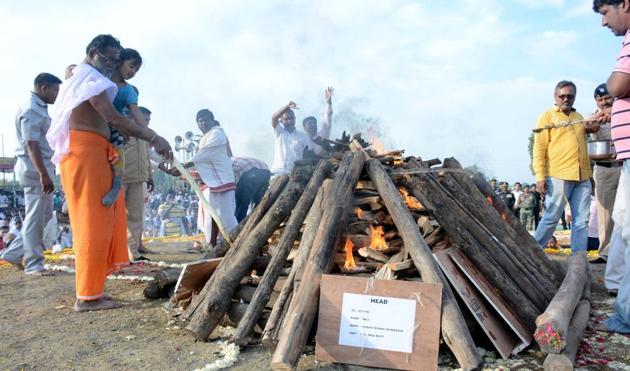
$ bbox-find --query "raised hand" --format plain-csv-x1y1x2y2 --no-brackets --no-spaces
325,87,334,103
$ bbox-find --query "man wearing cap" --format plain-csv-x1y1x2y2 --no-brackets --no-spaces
590,83,621,262
532,80,600,252
497,181,515,213
589,84,623,261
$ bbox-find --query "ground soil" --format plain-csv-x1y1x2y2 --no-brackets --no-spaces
1,239,630,371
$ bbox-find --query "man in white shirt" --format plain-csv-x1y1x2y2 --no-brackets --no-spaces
183,109,238,244
270,101,310,175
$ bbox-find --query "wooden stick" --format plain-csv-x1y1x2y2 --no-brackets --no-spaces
207,175,289,258
185,165,313,341
262,181,330,350
366,158,482,370
171,158,233,244
532,118,598,133
271,149,367,370
232,160,332,346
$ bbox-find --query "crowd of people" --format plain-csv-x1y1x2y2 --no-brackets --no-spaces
0,0,629,337
0,33,335,312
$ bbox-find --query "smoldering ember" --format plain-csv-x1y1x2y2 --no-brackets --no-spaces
4,3,630,371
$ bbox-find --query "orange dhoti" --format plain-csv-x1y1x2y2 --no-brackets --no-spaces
60,130,129,300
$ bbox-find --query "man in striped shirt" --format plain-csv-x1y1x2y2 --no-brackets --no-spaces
592,0,630,333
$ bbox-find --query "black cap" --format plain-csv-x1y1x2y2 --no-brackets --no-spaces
594,83,608,98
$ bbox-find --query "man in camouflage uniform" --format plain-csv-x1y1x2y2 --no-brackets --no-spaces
518,185,537,231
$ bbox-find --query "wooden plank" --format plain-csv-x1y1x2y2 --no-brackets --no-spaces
447,249,532,353
172,258,222,305
315,275,442,371
434,249,518,359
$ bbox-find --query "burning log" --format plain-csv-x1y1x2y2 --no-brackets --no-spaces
434,170,557,305
357,247,389,263
534,253,588,354
403,161,541,329
441,158,561,292
271,149,367,370
185,165,313,341
442,158,565,282
542,298,591,370
365,158,483,370
262,181,330,350
207,175,290,258
232,160,332,346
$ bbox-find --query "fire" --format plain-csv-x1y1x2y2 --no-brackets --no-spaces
368,127,386,155
398,187,423,209
355,207,365,220
344,238,357,269
369,225,388,251
501,212,509,221
486,196,493,206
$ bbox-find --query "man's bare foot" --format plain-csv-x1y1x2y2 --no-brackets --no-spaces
26,269,54,276
74,298,122,312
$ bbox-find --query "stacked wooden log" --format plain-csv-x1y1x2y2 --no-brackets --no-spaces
534,252,591,371
169,135,566,370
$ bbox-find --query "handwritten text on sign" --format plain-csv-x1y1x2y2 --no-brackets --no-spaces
338,293,416,353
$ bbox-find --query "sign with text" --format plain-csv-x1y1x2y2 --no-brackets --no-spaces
316,275,442,371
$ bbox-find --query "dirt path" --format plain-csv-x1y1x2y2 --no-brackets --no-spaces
1,240,630,370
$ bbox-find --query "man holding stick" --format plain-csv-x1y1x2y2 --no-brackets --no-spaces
532,81,599,252
47,34,172,311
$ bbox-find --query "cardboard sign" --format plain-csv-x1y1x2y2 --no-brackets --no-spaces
316,275,442,371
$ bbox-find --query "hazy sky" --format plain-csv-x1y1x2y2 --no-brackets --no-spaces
0,0,622,183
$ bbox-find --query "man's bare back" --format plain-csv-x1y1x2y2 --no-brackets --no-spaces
69,98,111,140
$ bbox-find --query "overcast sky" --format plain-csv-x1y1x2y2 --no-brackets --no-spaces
0,0,622,183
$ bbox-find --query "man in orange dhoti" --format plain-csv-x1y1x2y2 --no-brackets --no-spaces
47,34,172,311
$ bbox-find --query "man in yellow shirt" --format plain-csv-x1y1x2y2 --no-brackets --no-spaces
532,80,599,252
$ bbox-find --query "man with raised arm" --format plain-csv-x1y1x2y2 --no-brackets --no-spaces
270,101,310,175
46,34,172,312
302,87,334,154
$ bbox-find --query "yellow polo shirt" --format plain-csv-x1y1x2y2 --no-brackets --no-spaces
532,106,591,182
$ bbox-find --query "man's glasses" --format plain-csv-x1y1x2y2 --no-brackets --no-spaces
95,50,119,66
557,94,575,100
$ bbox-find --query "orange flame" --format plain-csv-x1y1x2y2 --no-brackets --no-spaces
369,225,388,251
486,196,494,206
355,207,365,220
501,212,509,221
398,187,423,209
368,127,386,155
344,238,357,269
